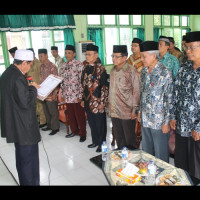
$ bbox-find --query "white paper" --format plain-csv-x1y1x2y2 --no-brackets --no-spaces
37,74,63,100
121,163,139,176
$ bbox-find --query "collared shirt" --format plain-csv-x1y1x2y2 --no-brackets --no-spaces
60,59,84,103
159,52,179,79
40,60,58,100
81,60,109,114
128,54,144,76
53,55,65,76
170,60,200,137
109,62,140,120
140,62,173,130
40,60,58,82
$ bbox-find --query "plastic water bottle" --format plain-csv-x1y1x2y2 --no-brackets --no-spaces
122,147,128,167
101,141,108,161
146,160,156,185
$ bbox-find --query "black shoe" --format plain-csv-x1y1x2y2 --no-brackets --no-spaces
49,129,59,135
39,123,47,128
96,146,101,153
88,144,97,148
79,136,86,142
42,127,51,131
65,133,76,138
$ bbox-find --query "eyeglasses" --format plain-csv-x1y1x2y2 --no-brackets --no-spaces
111,55,123,59
85,53,96,56
184,45,200,51
131,45,139,48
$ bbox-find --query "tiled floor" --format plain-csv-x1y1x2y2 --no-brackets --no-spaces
0,117,174,186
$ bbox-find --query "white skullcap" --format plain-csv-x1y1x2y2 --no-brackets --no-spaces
14,49,34,61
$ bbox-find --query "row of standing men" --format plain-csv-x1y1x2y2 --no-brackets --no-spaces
1,31,200,185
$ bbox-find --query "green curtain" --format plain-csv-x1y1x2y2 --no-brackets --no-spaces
87,28,104,65
0,15,76,32
153,28,160,42
137,28,144,41
63,29,76,61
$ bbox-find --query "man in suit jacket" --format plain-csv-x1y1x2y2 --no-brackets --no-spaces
0,49,41,185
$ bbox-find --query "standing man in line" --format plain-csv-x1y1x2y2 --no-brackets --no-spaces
109,45,140,150
158,36,179,80
168,36,182,60
0,49,41,185
128,37,144,148
39,48,60,135
51,46,64,76
170,31,200,184
60,45,87,142
128,38,143,76
27,48,47,128
138,41,173,163
81,44,109,152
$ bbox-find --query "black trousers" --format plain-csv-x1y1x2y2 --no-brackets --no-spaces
15,143,40,186
43,100,60,131
86,110,107,147
111,117,136,150
175,131,200,181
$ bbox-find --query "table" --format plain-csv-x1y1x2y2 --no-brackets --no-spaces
102,149,193,186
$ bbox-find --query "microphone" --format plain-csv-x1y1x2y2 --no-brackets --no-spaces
26,76,33,83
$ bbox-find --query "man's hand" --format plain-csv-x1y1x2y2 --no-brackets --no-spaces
29,82,40,89
191,130,200,141
80,101,84,108
170,120,176,130
131,113,137,120
137,113,141,123
162,124,170,134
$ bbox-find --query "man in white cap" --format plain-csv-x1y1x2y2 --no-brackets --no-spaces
0,49,41,185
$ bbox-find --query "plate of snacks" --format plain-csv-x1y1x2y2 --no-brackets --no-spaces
156,174,185,186
134,161,149,176
110,151,132,161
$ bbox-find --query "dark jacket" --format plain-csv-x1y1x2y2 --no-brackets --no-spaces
0,64,41,145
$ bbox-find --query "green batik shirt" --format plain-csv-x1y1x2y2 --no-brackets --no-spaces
159,52,179,80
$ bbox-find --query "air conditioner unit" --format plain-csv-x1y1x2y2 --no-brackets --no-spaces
76,41,95,62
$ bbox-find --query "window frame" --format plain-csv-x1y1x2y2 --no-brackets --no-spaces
153,15,190,49
87,15,145,65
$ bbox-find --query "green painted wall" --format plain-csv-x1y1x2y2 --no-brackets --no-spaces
190,15,200,31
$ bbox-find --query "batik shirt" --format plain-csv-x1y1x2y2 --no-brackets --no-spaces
81,60,109,114
109,62,140,120
170,60,200,137
159,52,179,79
60,59,84,103
140,62,173,130
40,60,58,100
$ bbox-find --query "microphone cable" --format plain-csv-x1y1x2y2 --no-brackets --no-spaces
41,136,51,186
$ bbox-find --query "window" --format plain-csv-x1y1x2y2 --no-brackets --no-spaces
153,15,190,50
2,30,66,68
6,31,30,64
87,15,144,65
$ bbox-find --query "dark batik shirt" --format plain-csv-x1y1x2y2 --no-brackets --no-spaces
170,60,200,137
81,60,109,114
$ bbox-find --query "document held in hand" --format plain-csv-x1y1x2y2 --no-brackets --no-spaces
37,74,63,101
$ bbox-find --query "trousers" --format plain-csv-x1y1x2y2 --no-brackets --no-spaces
175,132,200,180
66,103,86,137
111,117,136,150
86,110,107,147
43,100,60,130
141,127,170,163
15,143,40,186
